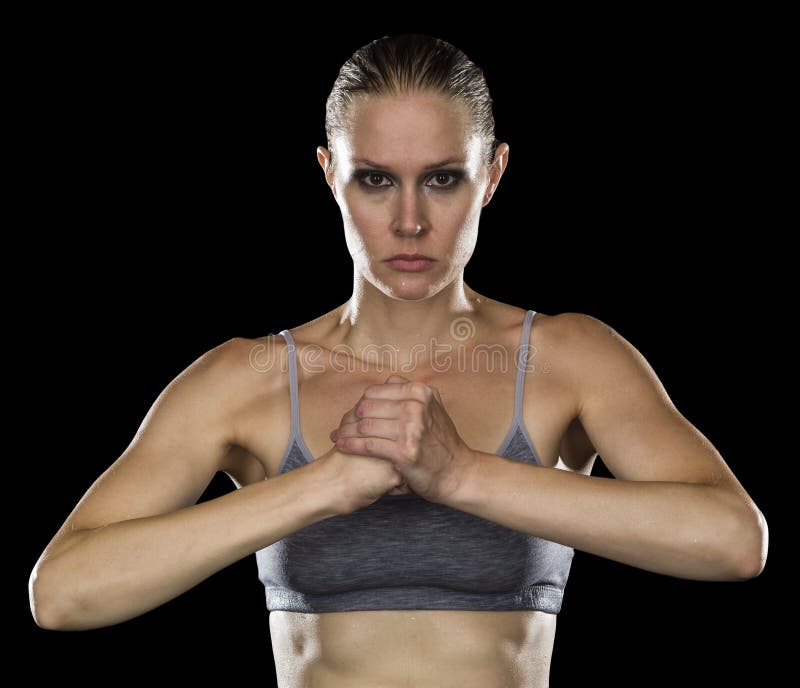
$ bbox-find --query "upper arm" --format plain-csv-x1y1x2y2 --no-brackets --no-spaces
561,313,749,494
47,337,252,548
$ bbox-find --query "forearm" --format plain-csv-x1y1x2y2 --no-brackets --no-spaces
32,461,336,631
447,451,760,581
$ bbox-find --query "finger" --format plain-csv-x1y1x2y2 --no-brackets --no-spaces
331,396,393,442
339,407,358,428
385,374,410,384
355,397,408,420
334,417,401,441
338,397,366,428
363,380,429,401
335,435,400,463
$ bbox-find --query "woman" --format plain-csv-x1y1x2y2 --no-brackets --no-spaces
29,33,767,687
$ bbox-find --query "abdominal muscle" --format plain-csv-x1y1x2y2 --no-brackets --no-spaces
269,608,556,688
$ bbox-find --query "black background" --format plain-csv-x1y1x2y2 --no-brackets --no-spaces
19,12,784,687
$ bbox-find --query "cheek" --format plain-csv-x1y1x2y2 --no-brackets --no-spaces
446,197,483,260
431,194,483,248
339,195,388,257
345,197,389,229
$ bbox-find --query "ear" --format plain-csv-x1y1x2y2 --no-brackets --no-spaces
316,146,337,199
482,142,510,208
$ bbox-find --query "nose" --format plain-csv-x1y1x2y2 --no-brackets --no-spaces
391,186,427,236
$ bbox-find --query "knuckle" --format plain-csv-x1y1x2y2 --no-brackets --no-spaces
357,418,370,433
409,381,428,399
403,441,419,462
404,420,422,441
402,399,420,415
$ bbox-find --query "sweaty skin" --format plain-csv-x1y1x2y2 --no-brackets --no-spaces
32,86,762,687
228,299,597,688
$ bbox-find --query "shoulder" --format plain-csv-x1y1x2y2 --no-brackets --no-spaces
174,335,272,382
533,309,611,337
533,311,628,357
538,311,664,402
168,334,291,409
529,310,639,382
480,303,609,347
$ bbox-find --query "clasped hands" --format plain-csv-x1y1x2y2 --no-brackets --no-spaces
329,374,475,503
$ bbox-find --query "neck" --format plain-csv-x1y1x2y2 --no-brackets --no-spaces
335,272,485,373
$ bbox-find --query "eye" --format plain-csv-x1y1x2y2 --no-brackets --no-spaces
358,172,393,188
426,172,461,189
354,169,463,190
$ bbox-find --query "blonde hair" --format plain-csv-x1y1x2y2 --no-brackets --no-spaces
325,33,499,171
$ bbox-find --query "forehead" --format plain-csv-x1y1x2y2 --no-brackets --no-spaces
339,92,480,167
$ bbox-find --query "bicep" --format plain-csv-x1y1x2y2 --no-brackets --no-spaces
52,339,243,542
568,314,741,489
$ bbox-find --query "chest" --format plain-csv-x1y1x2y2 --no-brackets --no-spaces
244,356,578,476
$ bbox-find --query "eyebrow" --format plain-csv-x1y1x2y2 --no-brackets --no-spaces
352,157,466,171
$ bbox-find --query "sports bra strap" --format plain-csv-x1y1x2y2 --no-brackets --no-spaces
514,310,537,425
279,329,301,439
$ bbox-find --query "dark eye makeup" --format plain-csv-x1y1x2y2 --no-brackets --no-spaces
353,169,464,191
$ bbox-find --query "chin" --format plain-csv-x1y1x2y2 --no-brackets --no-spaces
380,275,448,301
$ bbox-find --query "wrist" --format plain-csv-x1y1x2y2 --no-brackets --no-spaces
305,448,351,518
436,446,483,507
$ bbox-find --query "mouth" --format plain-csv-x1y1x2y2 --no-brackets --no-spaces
385,253,436,273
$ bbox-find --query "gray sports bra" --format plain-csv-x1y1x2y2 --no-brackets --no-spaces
255,309,574,613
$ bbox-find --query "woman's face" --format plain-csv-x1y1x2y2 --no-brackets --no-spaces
317,91,508,301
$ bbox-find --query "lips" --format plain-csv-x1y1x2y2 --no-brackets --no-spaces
385,253,436,272
387,253,435,261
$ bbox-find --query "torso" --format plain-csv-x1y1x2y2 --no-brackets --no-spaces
222,298,598,687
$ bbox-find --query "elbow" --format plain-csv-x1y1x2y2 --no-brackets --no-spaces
29,560,78,631
727,506,769,581
29,562,63,630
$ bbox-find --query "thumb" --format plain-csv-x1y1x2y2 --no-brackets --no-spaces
386,374,410,384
